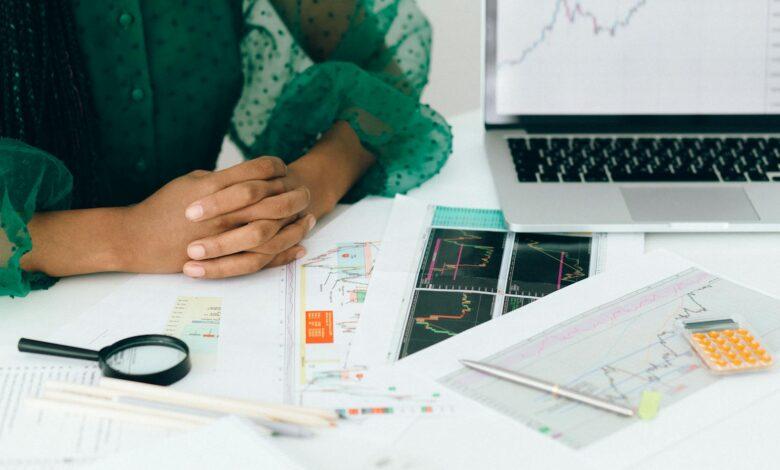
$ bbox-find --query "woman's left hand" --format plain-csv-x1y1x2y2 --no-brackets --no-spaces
181,160,317,279
182,120,376,279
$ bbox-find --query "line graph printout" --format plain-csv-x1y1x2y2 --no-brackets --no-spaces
351,196,644,366
495,0,780,115
285,198,451,415
439,268,780,449
296,239,379,389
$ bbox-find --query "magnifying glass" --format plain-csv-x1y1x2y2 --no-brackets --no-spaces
18,335,191,386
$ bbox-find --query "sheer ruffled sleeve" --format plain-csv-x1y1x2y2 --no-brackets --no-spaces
230,0,452,200
0,139,72,297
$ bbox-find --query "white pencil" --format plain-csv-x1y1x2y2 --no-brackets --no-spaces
43,379,335,428
34,387,313,437
97,378,337,426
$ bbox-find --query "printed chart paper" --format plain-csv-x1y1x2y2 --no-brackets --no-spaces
288,199,451,415
351,195,645,365
399,251,780,468
0,363,170,467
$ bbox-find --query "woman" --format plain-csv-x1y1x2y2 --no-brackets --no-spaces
0,0,451,297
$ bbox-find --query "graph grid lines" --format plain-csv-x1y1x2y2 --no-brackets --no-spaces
440,269,780,448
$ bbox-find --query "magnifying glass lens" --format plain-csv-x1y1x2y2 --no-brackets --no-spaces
18,334,191,385
105,345,188,375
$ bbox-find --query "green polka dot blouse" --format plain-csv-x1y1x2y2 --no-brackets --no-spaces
0,0,452,297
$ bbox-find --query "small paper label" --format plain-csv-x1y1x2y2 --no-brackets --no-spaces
638,390,662,420
305,310,334,344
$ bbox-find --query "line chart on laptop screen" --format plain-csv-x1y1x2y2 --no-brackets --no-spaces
495,0,780,115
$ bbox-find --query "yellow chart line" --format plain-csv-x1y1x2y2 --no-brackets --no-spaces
299,263,308,386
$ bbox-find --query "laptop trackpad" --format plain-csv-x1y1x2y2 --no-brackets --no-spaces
621,187,760,222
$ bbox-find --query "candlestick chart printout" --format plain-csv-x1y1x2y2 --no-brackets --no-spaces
440,268,780,448
495,0,780,115
401,291,496,357
352,196,643,369
399,207,596,358
417,229,506,292
507,234,592,297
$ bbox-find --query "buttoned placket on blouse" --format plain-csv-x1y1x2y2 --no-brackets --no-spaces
118,4,152,177
73,0,157,198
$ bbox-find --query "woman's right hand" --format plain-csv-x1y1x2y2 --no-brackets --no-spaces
22,157,313,278
121,157,312,274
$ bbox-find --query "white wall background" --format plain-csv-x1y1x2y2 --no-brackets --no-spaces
417,0,482,118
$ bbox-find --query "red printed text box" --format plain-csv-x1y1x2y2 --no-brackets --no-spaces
305,310,334,344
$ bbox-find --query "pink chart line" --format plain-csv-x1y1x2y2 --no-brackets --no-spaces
500,0,649,68
495,270,714,363
425,238,442,283
556,251,565,290
453,245,464,281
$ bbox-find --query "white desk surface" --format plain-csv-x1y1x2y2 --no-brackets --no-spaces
3,110,779,345
2,108,780,389
3,109,780,469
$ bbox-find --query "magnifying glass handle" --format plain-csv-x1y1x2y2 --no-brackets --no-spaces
18,338,100,362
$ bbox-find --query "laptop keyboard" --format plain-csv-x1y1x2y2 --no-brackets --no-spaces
508,137,780,183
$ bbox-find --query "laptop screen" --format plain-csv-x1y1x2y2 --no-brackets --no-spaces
492,0,780,117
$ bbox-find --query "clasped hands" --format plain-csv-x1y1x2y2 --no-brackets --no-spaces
124,157,316,279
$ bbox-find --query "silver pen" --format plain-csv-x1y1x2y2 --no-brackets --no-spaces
459,359,635,418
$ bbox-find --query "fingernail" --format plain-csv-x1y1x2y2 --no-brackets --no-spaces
295,248,306,259
187,244,206,259
185,204,204,221
306,215,316,230
183,264,205,278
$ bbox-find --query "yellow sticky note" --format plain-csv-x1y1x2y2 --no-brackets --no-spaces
638,390,662,420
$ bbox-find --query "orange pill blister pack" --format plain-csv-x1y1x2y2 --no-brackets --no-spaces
679,316,774,374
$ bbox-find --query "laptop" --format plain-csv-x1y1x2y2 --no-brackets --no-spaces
484,0,780,232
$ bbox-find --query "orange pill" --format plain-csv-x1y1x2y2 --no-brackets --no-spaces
715,360,729,367
714,337,726,345
737,329,750,336
756,348,767,355
723,329,735,337
735,343,746,351
731,359,743,366
745,357,757,364
708,331,720,338
726,351,737,359
693,332,706,340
